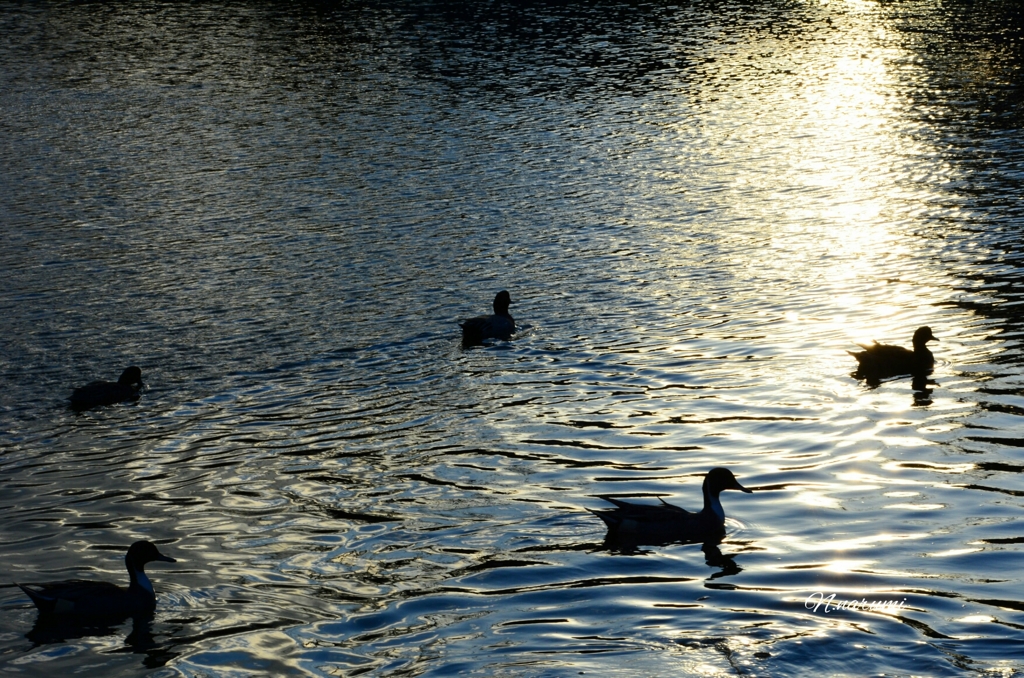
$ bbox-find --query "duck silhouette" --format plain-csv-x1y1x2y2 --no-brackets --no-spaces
590,467,752,546
18,540,175,617
459,291,515,345
848,326,937,379
70,366,143,410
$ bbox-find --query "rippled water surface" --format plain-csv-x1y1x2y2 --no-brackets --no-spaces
2,1,1024,675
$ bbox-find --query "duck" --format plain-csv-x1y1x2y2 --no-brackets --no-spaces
459,290,515,345
18,540,176,617
69,366,143,410
848,326,938,378
590,467,753,545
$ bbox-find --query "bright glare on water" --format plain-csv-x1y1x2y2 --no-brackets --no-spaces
1,1,1023,676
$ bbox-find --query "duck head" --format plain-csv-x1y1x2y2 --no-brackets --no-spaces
126,540,176,571
704,467,753,497
493,290,512,316
118,540,174,605
703,467,752,524
911,326,937,349
118,366,143,388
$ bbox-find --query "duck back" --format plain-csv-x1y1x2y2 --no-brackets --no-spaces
19,580,150,616
460,314,515,344
591,498,723,545
70,366,142,410
849,330,936,378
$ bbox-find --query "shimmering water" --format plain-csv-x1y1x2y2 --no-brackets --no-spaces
2,1,1023,675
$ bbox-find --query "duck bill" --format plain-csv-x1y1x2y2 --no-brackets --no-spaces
731,480,753,494
157,554,177,563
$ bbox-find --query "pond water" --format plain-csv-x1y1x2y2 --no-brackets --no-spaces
2,1,1023,676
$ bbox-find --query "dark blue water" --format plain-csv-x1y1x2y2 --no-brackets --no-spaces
2,1,1023,675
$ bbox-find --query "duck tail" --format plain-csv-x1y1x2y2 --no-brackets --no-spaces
587,507,619,529
17,583,54,612
597,496,635,510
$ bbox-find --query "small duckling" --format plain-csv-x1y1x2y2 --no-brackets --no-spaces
70,366,143,410
459,291,515,345
848,326,937,378
590,467,753,544
18,540,176,617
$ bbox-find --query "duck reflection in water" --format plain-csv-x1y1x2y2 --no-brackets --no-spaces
912,374,936,406
590,468,752,570
24,611,178,669
25,608,152,646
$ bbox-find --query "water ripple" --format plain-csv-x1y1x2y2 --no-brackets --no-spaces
2,1,1024,676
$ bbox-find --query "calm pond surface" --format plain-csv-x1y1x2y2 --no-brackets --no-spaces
2,1,1024,676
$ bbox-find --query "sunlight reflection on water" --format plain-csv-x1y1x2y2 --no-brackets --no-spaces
1,0,1023,676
